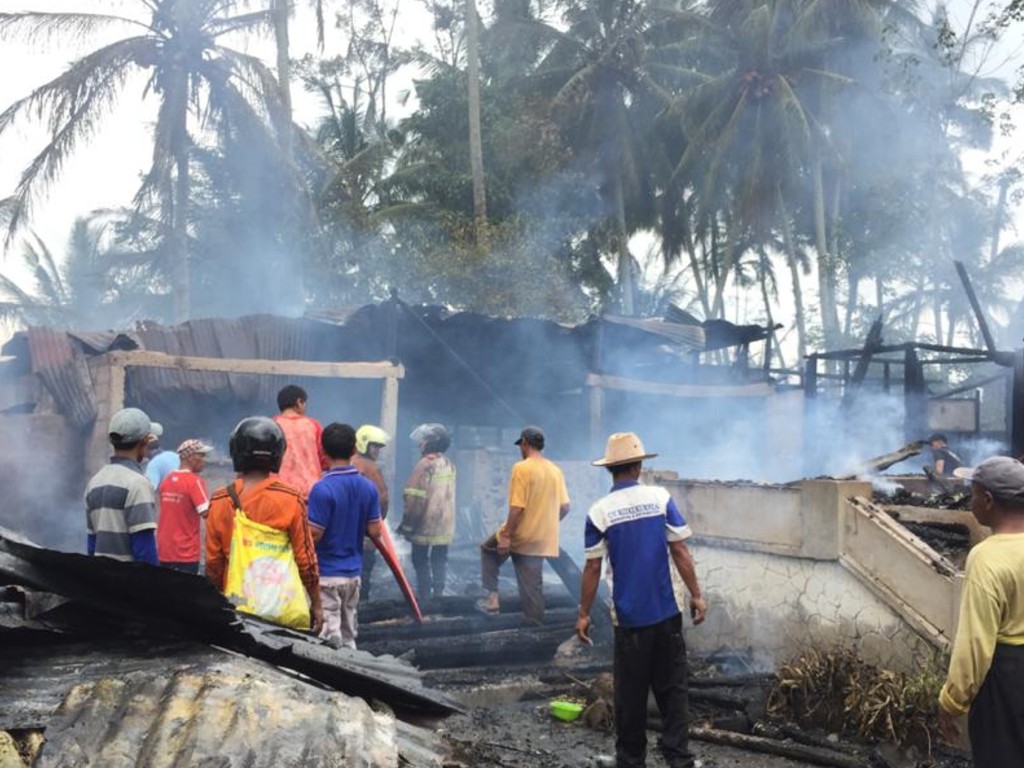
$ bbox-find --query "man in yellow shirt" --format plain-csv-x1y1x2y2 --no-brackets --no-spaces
938,456,1024,767
478,426,570,623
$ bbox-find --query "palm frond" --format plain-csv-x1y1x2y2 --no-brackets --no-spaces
0,11,150,45
1,36,152,243
207,8,275,38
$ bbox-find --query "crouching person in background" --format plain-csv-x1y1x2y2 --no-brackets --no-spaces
205,417,323,634
308,423,382,649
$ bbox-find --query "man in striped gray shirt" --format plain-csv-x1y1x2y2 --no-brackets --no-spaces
85,407,160,564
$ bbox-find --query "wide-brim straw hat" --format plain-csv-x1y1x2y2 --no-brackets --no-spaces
592,432,658,467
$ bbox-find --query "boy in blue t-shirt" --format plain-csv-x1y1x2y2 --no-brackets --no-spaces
308,423,382,648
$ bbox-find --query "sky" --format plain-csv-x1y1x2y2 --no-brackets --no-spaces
0,0,1021,343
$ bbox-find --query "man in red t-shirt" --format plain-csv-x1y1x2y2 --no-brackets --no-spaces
273,384,328,497
157,439,213,574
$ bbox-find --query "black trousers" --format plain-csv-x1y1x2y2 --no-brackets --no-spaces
160,561,199,574
360,540,378,599
969,643,1024,768
614,613,694,768
411,544,448,601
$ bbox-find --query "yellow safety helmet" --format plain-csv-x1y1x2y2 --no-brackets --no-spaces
356,424,391,455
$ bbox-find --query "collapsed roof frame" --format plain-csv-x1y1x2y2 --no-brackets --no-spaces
86,350,404,484
803,338,1024,456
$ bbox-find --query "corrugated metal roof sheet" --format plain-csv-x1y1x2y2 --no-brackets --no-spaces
0,638,443,767
8,305,773,435
602,315,707,351
25,327,95,429
0,532,462,718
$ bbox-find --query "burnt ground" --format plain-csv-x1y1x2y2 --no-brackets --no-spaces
366,548,972,768
425,659,973,768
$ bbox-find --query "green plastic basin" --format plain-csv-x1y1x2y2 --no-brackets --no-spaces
550,700,584,722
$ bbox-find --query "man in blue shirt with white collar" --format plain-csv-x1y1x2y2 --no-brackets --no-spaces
308,423,381,649
576,432,707,768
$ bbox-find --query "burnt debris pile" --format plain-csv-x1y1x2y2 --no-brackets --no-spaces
0,528,460,768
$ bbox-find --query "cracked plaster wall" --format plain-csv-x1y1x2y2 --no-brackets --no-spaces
679,545,939,672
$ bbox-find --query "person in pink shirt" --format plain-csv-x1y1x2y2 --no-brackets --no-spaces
272,384,328,497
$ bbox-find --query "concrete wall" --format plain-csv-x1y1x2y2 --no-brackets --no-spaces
685,547,941,670
663,478,961,673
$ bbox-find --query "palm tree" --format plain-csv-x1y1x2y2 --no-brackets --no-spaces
523,0,702,314
270,0,327,161
0,217,164,329
661,1,848,348
0,1,287,321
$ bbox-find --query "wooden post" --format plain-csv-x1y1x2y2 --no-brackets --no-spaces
1011,350,1024,459
84,358,126,477
904,348,928,442
380,376,400,491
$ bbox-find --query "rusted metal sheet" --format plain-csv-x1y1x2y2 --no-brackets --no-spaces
0,639,444,767
25,327,95,429
0,531,462,717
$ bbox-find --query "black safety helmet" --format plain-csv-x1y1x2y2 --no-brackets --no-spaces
229,416,286,473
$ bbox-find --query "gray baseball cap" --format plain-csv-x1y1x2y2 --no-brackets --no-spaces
954,456,1024,505
108,407,160,444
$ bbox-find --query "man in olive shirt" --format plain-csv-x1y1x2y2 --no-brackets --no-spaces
939,456,1024,766
479,426,569,623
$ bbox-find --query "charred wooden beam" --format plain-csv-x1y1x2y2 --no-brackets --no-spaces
954,261,998,355
688,727,865,768
844,317,884,402
359,608,578,643
358,593,578,624
360,623,576,669
840,442,924,478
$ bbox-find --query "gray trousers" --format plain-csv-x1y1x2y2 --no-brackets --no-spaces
319,576,361,649
480,533,545,623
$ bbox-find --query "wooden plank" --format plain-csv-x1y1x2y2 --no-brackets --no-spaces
688,728,865,768
379,376,399,490
585,374,771,398
106,351,404,379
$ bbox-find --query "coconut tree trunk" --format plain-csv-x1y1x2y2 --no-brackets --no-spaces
273,0,293,154
710,223,734,321
758,248,786,370
613,171,634,314
990,175,1010,264
172,141,190,322
683,240,711,318
843,270,857,338
812,154,839,349
465,0,488,251
910,274,926,339
777,191,806,361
